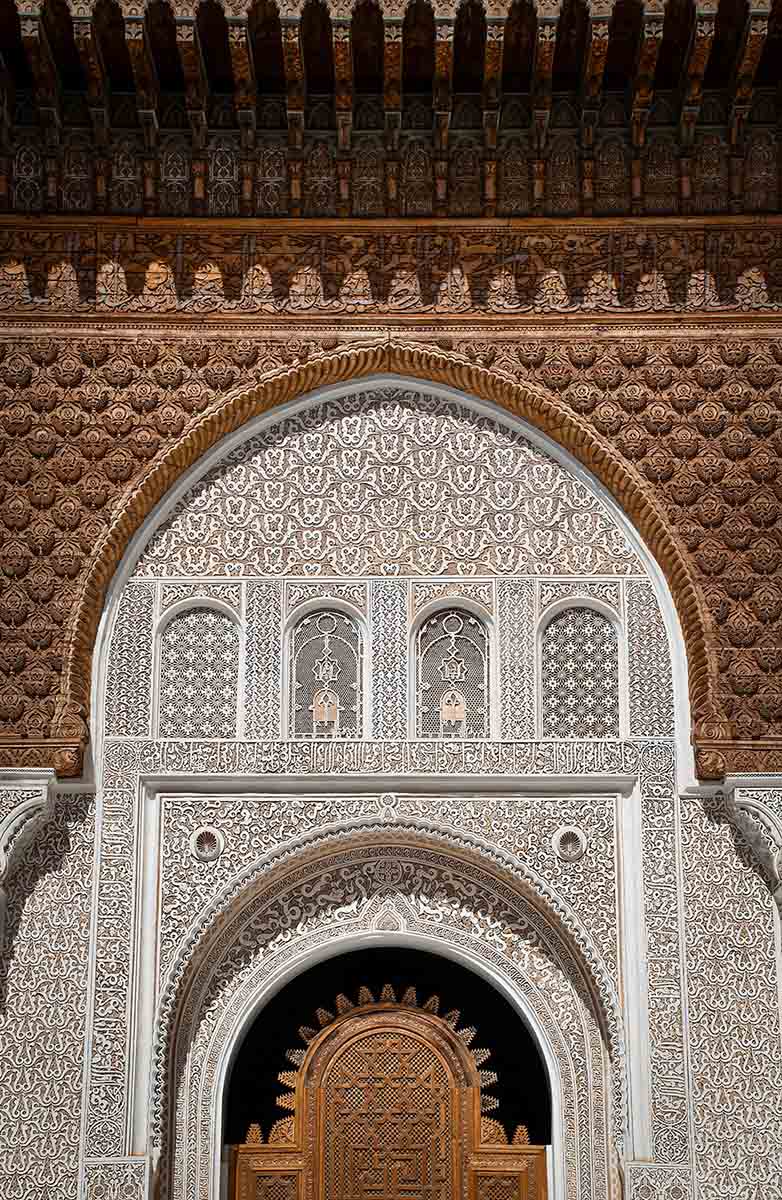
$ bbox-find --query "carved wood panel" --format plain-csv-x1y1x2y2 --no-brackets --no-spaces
320,1028,455,1200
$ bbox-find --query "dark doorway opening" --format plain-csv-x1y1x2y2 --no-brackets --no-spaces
224,945,552,1146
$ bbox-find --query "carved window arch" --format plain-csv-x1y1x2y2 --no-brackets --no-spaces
594,135,631,214
61,134,93,212
208,135,240,216
288,608,363,738
644,136,679,214
540,605,620,738
692,132,728,214
546,135,579,216
416,607,490,739
352,136,385,215
448,138,483,216
256,140,288,215
157,605,240,738
401,139,433,216
13,139,44,212
745,130,778,212
497,137,531,215
303,140,337,216
110,135,143,213
159,136,192,216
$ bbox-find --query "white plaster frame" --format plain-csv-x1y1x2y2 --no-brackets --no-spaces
143,807,628,1200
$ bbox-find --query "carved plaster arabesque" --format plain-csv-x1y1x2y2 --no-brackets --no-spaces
0,772,54,945
153,830,624,1200
5,211,782,776
728,784,782,906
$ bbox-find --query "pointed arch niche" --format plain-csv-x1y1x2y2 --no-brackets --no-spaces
85,377,691,1200
96,375,687,773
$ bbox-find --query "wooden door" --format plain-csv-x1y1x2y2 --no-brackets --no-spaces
230,992,546,1200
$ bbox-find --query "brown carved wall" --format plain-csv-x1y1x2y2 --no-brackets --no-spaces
2,216,782,781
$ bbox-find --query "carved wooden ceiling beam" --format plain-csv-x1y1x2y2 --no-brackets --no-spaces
580,1,611,216
120,6,160,139
332,19,352,214
18,7,60,132
383,17,401,214
531,10,557,214
227,17,257,135
482,17,503,151
531,13,556,141
729,4,770,144
282,18,305,149
434,16,453,216
581,4,611,115
630,7,664,148
679,0,717,146
172,10,208,139
72,10,111,156
281,17,304,214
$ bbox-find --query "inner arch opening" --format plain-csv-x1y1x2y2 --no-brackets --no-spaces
223,945,552,1149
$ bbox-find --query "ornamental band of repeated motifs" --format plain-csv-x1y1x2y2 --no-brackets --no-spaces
4,327,782,777
165,845,614,1200
625,1165,693,1200
1,225,782,315
107,574,662,746
83,1160,147,1200
0,0,703,24
0,791,95,1200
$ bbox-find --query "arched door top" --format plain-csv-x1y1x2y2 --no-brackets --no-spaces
230,988,548,1200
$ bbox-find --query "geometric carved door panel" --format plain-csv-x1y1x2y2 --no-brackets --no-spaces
231,988,546,1200
321,1029,454,1200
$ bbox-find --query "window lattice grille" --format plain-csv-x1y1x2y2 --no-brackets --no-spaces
540,607,620,739
254,1176,298,1200
158,607,240,738
416,609,489,739
289,610,362,738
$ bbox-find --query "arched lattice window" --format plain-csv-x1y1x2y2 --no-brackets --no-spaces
159,137,192,216
13,140,44,212
208,135,240,216
110,135,143,214
416,609,490,739
157,607,240,738
289,609,363,738
540,607,620,738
